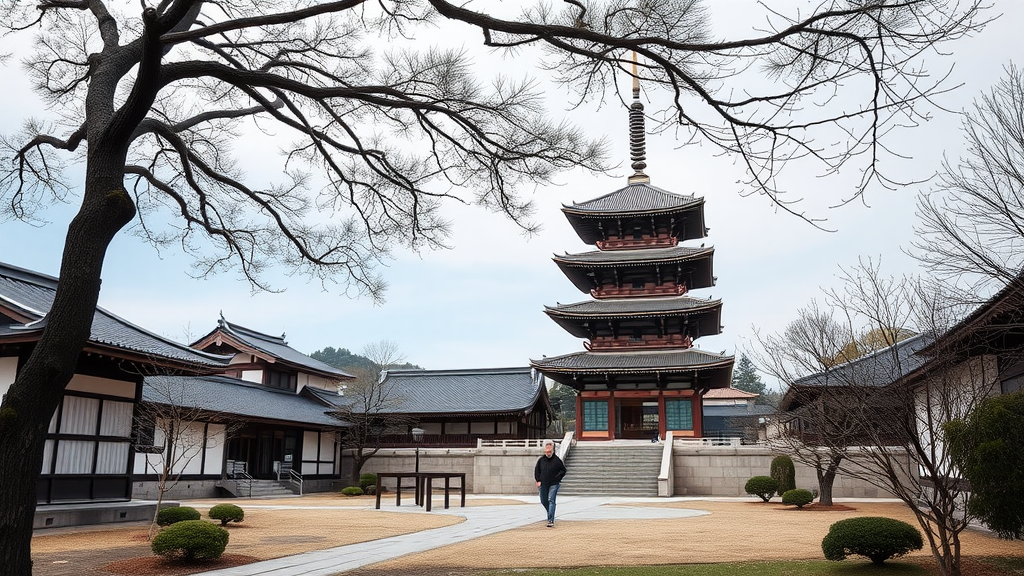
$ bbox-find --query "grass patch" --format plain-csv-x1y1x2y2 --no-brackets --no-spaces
479,560,929,576
978,557,1024,573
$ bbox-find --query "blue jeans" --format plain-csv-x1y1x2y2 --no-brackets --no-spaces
539,483,560,523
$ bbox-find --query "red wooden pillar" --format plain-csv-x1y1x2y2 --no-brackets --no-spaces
607,391,616,440
575,394,583,439
692,394,704,438
657,390,667,439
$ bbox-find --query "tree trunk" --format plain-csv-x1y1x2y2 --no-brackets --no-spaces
0,158,136,575
816,455,842,507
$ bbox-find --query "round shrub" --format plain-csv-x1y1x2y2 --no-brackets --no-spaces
782,489,815,508
822,517,923,564
744,476,779,502
151,520,229,561
341,486,364,496
156,506,201,526
358,473,377,490
363,484,376,495
770,455,797,495
208,504,244,526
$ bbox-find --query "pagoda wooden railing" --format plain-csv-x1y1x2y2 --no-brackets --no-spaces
591,284,687,299
596,236,677,250
586,334,693,351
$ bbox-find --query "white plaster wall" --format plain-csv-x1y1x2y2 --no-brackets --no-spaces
0,355,17,400
66,374,136,399
241,370,263,384
203,424,226,476
297,373,333,393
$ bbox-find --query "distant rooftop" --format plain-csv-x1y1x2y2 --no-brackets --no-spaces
310,367,551,417
0,262,230,370
192,316,353,380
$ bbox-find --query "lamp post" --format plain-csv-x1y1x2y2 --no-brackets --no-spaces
411,427,425,473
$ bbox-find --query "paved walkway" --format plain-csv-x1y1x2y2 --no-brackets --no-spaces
193,495,709,576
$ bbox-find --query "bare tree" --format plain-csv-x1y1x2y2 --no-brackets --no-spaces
135,376,240,539
0,1,987,572
333,341,411,484
758,260,996,576
753,299,859,507
915,64,1024,296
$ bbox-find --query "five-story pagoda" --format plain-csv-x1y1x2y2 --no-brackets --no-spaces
532,69,734,441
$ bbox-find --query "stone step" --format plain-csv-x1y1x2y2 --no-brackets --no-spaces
558,445,663,497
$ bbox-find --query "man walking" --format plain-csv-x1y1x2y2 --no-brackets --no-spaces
534,439,567,527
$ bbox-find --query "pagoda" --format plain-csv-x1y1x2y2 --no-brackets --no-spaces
531,66,734,441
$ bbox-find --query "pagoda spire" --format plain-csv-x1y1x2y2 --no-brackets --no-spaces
628,52,650,184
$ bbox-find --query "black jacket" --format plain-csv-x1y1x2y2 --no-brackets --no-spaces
534,453,567,486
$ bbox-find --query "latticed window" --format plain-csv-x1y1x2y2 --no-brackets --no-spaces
665,399,693,430
582,400,608,431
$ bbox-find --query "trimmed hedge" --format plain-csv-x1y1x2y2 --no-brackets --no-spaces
782,489,815,508
771,455,797,495
156,506,201,526
744,476,779,502
341,486,364,496
359,473,377,490
822,517,923,564
209,504,245,526
151,520,229,561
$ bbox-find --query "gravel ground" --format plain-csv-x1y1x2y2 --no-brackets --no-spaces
348,500,1024,573
30,496,1024,576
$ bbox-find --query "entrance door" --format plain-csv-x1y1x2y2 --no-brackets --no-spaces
617,400,659,439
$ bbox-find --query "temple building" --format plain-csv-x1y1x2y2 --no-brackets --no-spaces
532,70,734,440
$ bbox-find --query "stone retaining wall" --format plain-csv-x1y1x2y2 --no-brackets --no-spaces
671,445,905,497
343,444,910,498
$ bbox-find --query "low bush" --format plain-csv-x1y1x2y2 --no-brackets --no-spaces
359,473,377,490
782,489,815,508
744,476,779,502
363,484,376,495
822,517,923,564
341,486,364,496
151,520,229,561
208,503,244,526
156,506,201,526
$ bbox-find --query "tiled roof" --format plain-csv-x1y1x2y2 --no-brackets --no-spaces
703,387,758,399
0,263,230,369
309,367,549,416
554,245,713,266
546,295,721,317
703,405,775,418
199,318,353,379
791,334,932,389
563,183,702,215
143,375,347,427
531,349,734,372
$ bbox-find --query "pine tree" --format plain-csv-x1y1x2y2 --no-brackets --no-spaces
732,354,767,396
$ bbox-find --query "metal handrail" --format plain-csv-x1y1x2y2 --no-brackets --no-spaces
287,468,303,495
237,470,253,498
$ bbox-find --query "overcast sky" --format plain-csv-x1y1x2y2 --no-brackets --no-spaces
1,2,1020,384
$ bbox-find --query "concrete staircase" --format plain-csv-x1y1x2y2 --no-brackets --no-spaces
217,478,299,498
558,442,663,497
